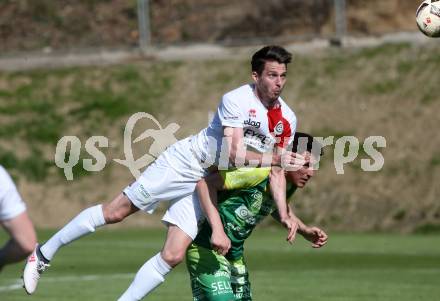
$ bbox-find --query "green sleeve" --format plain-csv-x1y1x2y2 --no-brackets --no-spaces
220,167,271,190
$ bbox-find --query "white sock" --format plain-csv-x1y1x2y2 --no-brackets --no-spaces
40,205,106,261
118,253,172,301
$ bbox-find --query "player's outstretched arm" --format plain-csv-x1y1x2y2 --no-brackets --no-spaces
196,173,231,255
299,226,328,248
271,204,299,244
291,212,328,248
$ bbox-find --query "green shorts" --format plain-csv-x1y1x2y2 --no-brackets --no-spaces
186,244,252,301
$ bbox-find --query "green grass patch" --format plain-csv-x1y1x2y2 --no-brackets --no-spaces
430,153,440,167
0,146,51,181
354,43,411,60
1,228,439,301
392,209,407,221
421,87,437,105
414,223,440,234
363,78,400,95
0,62,176,182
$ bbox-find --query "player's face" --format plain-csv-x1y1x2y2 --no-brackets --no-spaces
252,60,287,105
286,152,317,188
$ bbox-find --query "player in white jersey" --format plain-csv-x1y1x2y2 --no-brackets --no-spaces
190,83,298,254
23,45,303,300
0,165,37,271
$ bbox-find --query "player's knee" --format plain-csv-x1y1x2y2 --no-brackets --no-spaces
102,204,128,223
103,210,126,224
160,249,185,267
103,195,136,224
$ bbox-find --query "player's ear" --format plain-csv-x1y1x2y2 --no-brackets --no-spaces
251,71,259,82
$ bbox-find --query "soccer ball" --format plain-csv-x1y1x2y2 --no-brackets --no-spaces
416,0,440,37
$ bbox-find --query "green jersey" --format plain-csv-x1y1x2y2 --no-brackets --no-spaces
194,177,297,260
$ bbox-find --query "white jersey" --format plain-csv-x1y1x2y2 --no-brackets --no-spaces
0,165,26,220
125,84,297,239
191,84,297,166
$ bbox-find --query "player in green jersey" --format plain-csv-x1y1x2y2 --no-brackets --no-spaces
186,132,328,301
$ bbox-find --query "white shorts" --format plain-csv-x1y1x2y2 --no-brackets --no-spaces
124,136,206,213
0,167,26,221
161,192,205,240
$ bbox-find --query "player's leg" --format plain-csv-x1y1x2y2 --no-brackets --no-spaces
21,138,194,294
230,257,252,301
40,193,138,260
23,193,138,294
186,243,235,301
0,211,37,270
160,223,193,267
118,192,203,300
118,224,191,301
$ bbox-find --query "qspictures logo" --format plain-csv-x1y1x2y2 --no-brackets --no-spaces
54,112,387,180
54,112,179,180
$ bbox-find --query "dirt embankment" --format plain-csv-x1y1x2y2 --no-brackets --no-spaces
0,0,420,52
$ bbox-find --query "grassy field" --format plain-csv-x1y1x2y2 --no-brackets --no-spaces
1,227,439,301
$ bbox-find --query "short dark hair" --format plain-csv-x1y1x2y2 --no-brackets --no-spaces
290,132,324,157
251,45,292,75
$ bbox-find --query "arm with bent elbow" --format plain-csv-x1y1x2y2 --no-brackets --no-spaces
196,173,231,255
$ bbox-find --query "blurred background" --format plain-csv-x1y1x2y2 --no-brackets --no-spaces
1,1,440,300
0,0,438,233
0,0,439,230
0,0,420,52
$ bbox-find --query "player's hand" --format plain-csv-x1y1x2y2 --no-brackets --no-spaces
301,227,328,248
280,151,307,171
210,230,231,256
280,217,298,244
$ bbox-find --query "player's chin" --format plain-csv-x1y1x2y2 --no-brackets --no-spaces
296,181,307,188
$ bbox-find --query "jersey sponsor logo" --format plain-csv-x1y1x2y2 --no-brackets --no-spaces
248,109,256,118
226,222,241,232
234,291,252,299
211,280,232,293
225,222,251,237
243,137,272,153
231,264,246,275
243,129,269,145
238,228,252,237
243,129,276,152
249,191,263,212
214,271,230,278
274,121,284,135
243,118,261,128
235,205,256,225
